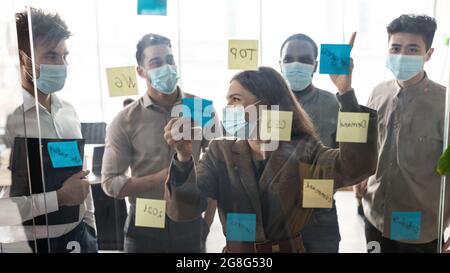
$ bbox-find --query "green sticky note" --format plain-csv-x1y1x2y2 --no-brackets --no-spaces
445,36,449,46
437,146,450,176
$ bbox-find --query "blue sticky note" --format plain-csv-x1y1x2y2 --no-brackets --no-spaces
391,212,421,241
181,98,213,128
137,0,167,16
319,44,351,75
226,213,256,242
47,141,82,169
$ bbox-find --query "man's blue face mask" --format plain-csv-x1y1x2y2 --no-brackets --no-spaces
386,54,424,81
36,64,67,94
147,64,180,95
281,62,315,92
23,53,67,94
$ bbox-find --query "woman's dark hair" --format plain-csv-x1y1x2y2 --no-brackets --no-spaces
231,66,318,140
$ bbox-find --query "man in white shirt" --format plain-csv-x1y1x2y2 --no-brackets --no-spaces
0,8,96,253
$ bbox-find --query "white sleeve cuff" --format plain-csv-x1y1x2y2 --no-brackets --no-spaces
34,191,59,217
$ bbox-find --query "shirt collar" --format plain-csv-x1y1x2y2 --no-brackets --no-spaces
142,87,186,108
22,88,63,113
393,72,430,98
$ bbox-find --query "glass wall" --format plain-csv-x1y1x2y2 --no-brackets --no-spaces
0,0,449,253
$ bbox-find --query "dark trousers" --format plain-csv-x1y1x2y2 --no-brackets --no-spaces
365,219,438,253
124,214,209,253
300,200,341,253
29,221,98,253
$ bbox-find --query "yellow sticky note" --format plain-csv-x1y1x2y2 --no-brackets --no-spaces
260,110,293,141
228,39,259,70
106,66,139,97
336,112,370,143
302,179,334,208
135,198,166,228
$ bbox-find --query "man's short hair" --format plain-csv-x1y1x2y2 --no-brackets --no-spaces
387,14,437,50
280,33,318,59
135,34,172,65
16,8,71,56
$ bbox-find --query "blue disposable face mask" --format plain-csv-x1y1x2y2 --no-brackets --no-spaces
281,62,315,92
386,54,424,81
222,101,260,139
147,64,179,95
36,64,67,94
22,53,67,94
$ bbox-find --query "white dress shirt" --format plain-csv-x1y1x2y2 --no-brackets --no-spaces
0,89,95,244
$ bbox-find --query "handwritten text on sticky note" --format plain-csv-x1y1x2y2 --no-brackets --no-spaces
135,198,166,228
47,141,82,169
302,179,334,208
260,110,293,141
319,44,351,75
336,112,370,143
106,66,138,97
390,211,421,241
226,213,256,242
228,40,259,70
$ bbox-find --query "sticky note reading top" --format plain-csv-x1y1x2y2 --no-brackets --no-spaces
303,179,334,208
336,112,370,143
106,66,138,97
319,44,351,75
260,110,293,141
47,141,82,169
228,40,259,71
135,198,166,228
390,212,421,241
181,98,213,128
137,0,167,16
226,213,256,242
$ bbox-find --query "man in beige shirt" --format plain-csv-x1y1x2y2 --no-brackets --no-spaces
101,34,216,253
357,14,450,253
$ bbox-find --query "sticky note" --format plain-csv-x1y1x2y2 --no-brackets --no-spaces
228,40,259,71
226,213,256,242
336,112,370,143
437,146,450,176
302,179,334,208
137,0,167,16
444,36,449,47
181,98,213,128
47,141,82,169
135,198,166,228
391,212,421,241
106,66,138,97
319,44,351,75
259,110,293,141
